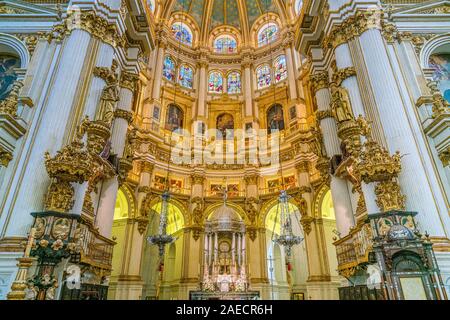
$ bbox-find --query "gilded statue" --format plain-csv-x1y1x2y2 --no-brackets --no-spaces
330,83,354,123
95,60,120,126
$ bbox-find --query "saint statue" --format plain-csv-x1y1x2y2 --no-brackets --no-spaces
95,60,120,126
330,83,354,123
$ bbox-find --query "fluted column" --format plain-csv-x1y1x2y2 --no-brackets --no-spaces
243,61,253,118
312,72,355,236
358,28,450,235
284,41,298,101
232,233,236,265
0,29,94,237
196,61,207,118
151,42,166,102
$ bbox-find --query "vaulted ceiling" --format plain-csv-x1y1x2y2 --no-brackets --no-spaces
165,0,288,43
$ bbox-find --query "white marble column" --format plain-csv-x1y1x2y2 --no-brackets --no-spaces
111,80,135,156
315,81,355,236
358,28,450,235
214,232,218,263
151,43,166,101
0,30,94,237
285,44,298,101
196,62,207,118
231,232,236,265
243,63,253,118
208,233,212,266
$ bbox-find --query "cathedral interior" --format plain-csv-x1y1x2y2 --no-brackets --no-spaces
0,0,449,301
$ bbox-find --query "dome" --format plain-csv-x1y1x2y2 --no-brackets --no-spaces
209,204,241,223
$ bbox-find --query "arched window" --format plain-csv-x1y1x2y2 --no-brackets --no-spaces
429,49,450,103
147,0,155,13
0,54,20,100
227,71,241,94
178,64,193,88
274,55,287,83
166,103,184,131
171,22,193,46
294,0,303,15
162,56,176,82
267,104,285,133
214,35,237,54
257,23,278,47
208,71,223,93
256,64,271,89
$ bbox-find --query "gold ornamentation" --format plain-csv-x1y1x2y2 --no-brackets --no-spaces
428,81,450,118
331,67,356,86
51,218,71,240
330,83,354,123
136,218,148,235
94,60,120,127
244,175,258,185
374,180,406,212
438,146,450,167
0,80,22,117
316,110,333,121
309,71,329,94
295,161,309,173
323,9,383,49
300,216,314,235
0,147,13,167
190,173,205,185
114,108,133,124
191,197,204,225
43,131,92,212
244,197,258,225
120,71,139,92
315,157,331,186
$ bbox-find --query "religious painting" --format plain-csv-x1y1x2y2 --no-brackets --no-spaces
178,64,193,88
162,56,176,82
208,71,223,93
245,122,253,132
267,104,285,133
227,71,241,94
171,22,193,46
165,104,184,132
257,23,278,47
216,113,234,139
154,175,167,189
292,292,305,300
429,53,450,103
153,105,160,119
399,277,427,300
289,106,297,120
170,179,183,192
267,178,281,193
0,55,20,101
274,55,287,83
283,175,296,189
227,184,239,197
210,184,224,196
256,64,271,89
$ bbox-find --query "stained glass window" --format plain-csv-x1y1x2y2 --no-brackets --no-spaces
429,53,450,103
227,71,241,94
214,36,237,54
0,55,20,101
147,0,155,13
257,23,278,47
295,0,303,15
208,71,223,93
274,55,287,83
256,64,271,89
162,56,176,82
178,64,193,88
171,22,193,46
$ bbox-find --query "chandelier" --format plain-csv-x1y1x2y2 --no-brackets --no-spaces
147,190,176,259
272,190,303,268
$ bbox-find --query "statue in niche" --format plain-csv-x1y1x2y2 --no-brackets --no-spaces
330,83,354,123
95,60,120,126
